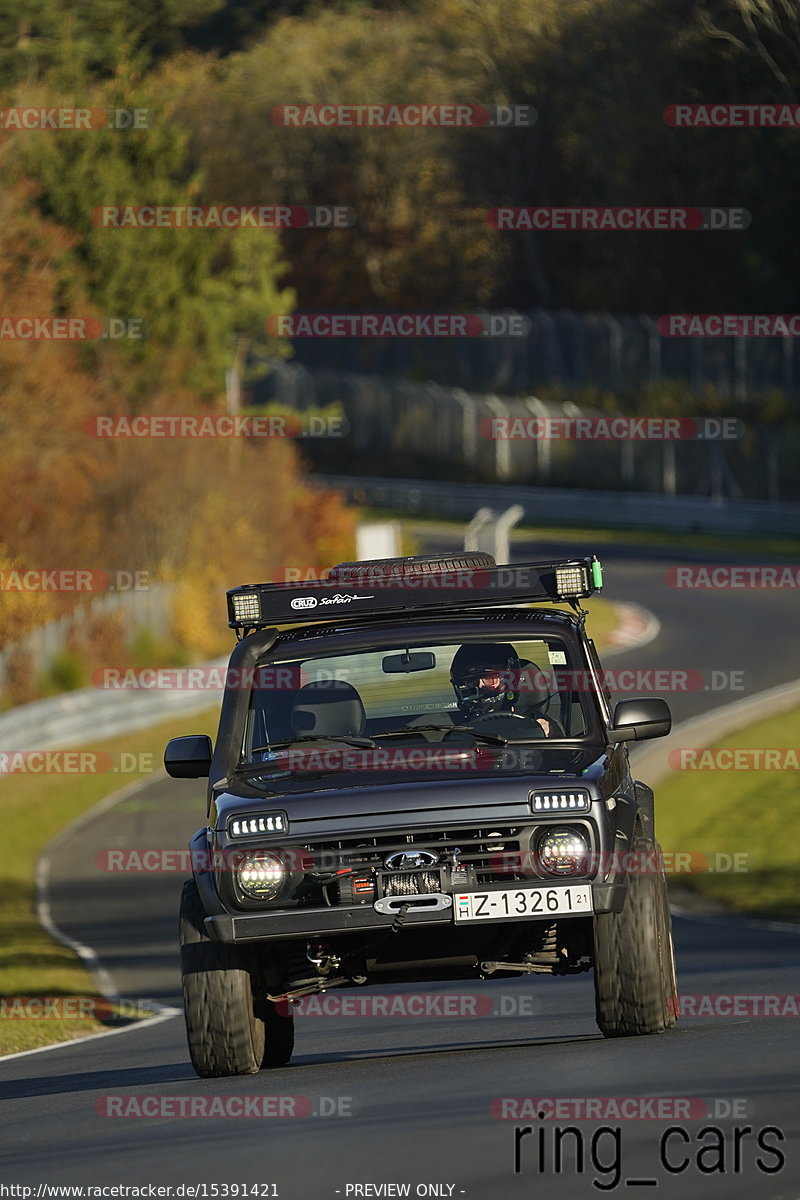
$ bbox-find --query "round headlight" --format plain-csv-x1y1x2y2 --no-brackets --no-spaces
536,828,590,876
236,850,286,900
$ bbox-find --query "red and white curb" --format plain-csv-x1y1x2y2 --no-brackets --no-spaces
606,601,661,654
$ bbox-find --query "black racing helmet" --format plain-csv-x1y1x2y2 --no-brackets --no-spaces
450,642,522,721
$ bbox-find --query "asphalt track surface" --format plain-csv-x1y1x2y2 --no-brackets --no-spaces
2,539,799,1199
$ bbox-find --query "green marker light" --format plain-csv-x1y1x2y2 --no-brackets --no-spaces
591,560,604,590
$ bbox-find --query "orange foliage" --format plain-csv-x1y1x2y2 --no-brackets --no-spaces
0,176,356,674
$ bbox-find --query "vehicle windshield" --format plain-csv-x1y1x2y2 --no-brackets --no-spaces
240,634,591,766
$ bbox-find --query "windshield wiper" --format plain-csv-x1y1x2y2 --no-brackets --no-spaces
249,735,378,753
242,734,378,765
372,724,509,747
237,727,501,776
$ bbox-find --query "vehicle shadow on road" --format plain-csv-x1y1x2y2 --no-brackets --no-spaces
283,1031,601,1069
1,1032,604,1100
1,1062,196,1100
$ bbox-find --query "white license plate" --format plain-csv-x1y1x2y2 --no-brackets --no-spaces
454,884,593,922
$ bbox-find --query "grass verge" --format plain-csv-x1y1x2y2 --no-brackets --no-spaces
656,706,800,920
0,707,217,1055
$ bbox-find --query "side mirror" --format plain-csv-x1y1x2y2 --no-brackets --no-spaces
608,698,671,742
164,734,213,778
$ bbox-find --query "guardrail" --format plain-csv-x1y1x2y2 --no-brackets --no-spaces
312,473,800,536
0,584,173,696
283,308,800,403
261,358,795,501
0,658,226,755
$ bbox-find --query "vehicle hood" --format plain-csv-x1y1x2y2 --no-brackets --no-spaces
214,748,609,836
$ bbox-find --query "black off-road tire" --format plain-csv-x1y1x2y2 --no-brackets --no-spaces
593,837,678,1037
180,879,292,1077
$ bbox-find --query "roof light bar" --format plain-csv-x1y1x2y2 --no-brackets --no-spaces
226,555,602,630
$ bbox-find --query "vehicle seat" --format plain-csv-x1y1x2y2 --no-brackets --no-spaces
516,663,566,733
290,680,367,739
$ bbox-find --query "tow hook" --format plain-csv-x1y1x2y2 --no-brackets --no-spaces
306,940,341,974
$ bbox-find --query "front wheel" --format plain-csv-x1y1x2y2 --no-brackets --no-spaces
179,879,294,1076
593,837,678,1037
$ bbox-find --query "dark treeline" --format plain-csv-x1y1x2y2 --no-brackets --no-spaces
5,0,800,321
0,0,797,666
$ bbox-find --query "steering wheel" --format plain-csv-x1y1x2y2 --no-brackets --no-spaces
470,712,546,738
472,712,567,737
472,712,529,723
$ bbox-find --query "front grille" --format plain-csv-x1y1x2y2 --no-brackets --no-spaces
302,824,524,885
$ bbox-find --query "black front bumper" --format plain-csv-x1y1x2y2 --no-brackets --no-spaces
205,879,626,942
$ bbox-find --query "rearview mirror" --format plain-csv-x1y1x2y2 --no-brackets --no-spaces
164,734,213,778
608,698,671,742
382,651,436,674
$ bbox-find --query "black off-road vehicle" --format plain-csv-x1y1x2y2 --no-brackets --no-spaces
166,552,677,1078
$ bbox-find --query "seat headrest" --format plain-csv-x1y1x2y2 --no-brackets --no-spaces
290,680,366,738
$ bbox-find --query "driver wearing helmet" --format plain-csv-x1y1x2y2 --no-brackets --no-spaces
449,642,552,736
